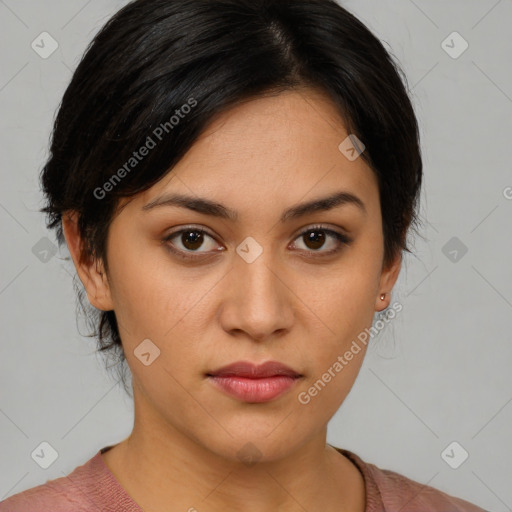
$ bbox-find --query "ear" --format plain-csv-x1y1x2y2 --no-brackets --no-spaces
61,211,114,312
375,252,402,312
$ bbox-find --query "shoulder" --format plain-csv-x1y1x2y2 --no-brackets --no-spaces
337,448,489,512
0,474,90,512
0,451,104,512
366,462,489,511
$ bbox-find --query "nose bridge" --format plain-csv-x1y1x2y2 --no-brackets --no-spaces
222,240,292,339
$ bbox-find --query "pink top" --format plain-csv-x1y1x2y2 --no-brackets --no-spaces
1,445,488,511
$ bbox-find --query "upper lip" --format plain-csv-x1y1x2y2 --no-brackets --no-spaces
207,361,302,378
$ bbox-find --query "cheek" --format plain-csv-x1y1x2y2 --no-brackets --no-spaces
290,255,379,411
128,354,216,447
106,246,218,377
300,261,380,338
295,343,368,427
105,236,182,336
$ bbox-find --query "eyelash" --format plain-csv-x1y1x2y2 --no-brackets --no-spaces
162,224,352,262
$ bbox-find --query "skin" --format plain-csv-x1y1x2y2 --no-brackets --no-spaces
63,87,402,512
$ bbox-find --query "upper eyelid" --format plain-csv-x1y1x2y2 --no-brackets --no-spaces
165,225,216,240
165,223,347,237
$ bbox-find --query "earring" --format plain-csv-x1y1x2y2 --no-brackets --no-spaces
380,293,386,301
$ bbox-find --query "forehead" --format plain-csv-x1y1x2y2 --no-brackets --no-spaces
129,88,379,218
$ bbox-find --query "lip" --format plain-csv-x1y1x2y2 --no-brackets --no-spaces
207,361,303,403
208,361,301,378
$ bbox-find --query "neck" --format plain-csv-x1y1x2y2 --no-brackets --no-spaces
101,392,365,512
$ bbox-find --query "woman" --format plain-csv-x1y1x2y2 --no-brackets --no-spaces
1,0,489,510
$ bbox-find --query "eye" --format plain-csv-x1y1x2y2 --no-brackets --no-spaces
162,226,223,261
291,224,351,257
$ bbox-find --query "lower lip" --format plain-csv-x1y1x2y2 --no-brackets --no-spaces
208,375,299,403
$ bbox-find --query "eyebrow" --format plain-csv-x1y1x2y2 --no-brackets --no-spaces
142,190,366,222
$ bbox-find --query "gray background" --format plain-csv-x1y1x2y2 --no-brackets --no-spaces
1,0,511,510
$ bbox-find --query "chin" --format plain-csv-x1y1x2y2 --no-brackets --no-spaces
199,429,306,466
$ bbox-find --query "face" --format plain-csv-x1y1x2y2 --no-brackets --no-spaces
66,88,401,463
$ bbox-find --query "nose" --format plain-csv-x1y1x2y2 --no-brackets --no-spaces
218,248,294,342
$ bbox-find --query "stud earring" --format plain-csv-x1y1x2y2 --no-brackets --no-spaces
380,293,386,301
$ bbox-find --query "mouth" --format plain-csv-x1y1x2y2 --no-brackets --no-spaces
206,360,303,403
